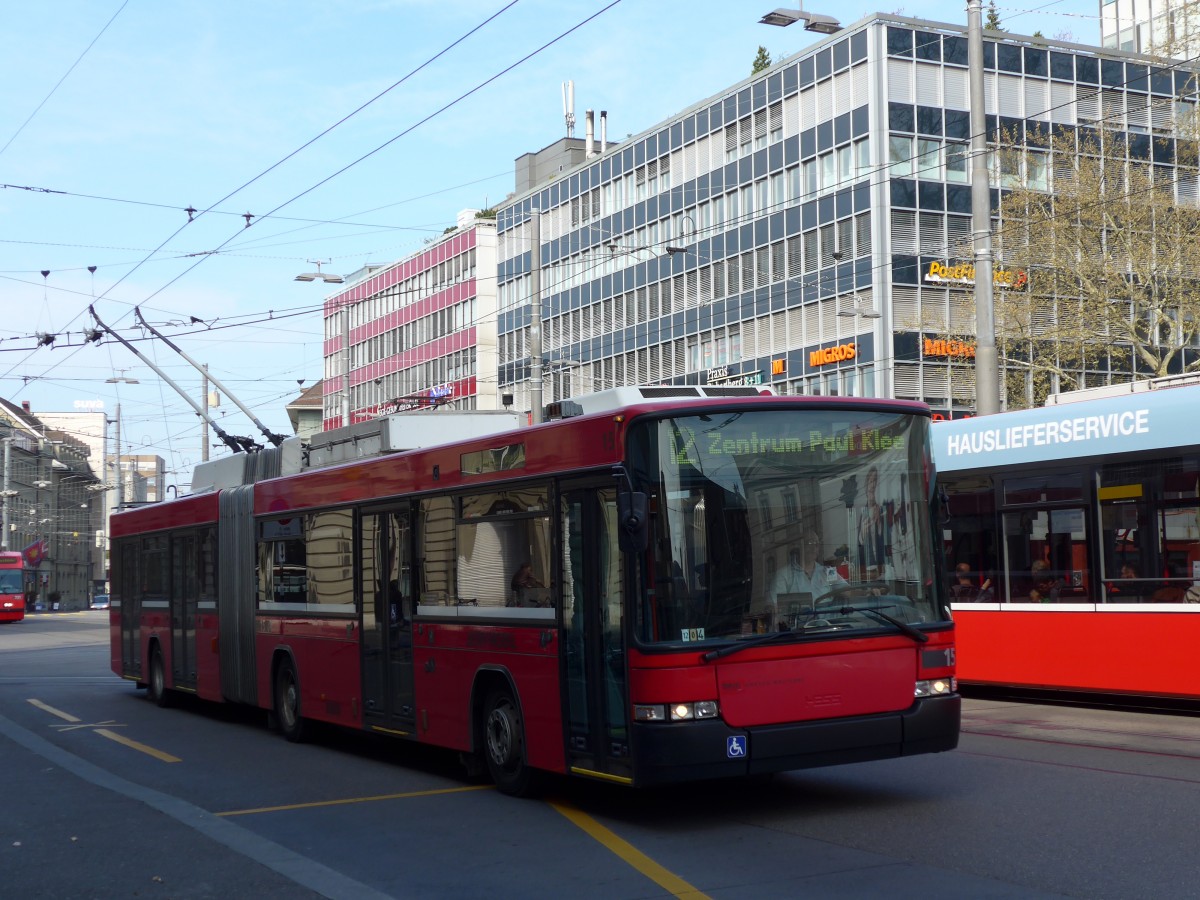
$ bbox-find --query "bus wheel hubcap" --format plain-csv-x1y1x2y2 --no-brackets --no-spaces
486,706,516,767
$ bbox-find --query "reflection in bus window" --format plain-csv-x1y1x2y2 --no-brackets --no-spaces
419,496,456,606
306,510,353,610
457,488,551,608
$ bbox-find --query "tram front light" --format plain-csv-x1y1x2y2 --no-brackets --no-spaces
914,677,957,698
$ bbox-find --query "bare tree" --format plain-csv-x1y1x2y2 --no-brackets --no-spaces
989,124,1200,406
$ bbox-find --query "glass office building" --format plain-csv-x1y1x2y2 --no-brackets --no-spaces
493,13,1200,418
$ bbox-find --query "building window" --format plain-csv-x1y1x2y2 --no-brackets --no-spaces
889,136,914,177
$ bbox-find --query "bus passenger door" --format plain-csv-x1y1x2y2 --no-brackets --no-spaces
561,485,630,782
361,507,415,729
170,533,198,691
117,540,142,678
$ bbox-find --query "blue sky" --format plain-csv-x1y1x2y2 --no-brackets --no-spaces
1,0,1100,486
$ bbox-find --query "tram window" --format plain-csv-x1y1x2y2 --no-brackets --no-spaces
1003,508,1089,602
1002,474,1083,505
1163,458,1200,500
1158,505,1200,601
941,475,1001,602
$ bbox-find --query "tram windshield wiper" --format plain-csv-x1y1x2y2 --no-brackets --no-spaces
828,605,929,643
701,628,799,662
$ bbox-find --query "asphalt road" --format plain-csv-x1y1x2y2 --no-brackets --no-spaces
3,611,1199,899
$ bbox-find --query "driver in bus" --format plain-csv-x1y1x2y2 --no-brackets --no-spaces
767,526,847,617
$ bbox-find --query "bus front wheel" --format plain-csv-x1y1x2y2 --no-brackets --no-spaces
147,646,173,708
274,659,307,743
482,688,534,796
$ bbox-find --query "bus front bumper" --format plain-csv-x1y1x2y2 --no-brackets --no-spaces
627,694,961,786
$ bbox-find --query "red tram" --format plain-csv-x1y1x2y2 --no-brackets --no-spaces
935,379,1200,701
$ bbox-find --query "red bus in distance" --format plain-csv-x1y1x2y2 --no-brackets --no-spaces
110,387,959,794
0,552,25,622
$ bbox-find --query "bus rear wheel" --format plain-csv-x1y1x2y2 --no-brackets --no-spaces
147,646,173,708
274,659,307,743
482,687,535,797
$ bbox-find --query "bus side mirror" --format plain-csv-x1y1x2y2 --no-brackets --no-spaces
617,491,648,553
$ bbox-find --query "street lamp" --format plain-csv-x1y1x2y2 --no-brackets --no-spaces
759,4,842,33
294,260,345,284
837,305,882,319
296,260,349,425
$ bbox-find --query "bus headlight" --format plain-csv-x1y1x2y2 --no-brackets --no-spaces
633,704,666,722
633,701,720,722
914,677,957,698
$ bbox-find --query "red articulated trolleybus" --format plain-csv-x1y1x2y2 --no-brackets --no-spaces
935,377,1200,703
0,551,26,622
110,386,959,794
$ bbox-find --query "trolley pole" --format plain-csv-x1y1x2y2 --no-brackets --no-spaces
968,0,1001,415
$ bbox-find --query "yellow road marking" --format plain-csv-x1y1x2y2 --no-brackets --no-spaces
217,784,493,817
94,728,181,763
28,699,179,763
27,699,81,722
549,800,711,900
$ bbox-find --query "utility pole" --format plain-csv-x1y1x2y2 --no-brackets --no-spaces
201,365,210,463
113,403,123,511
1,437,11,551
968,0,1001,415
528,208,543,425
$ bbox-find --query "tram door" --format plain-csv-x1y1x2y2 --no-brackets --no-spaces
361,506,415,728
560,484,631,782
169,533,198,690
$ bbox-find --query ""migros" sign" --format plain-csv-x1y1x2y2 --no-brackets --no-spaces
923,337,976,359
809,342,856,367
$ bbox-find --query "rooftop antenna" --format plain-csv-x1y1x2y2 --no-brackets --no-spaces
562,80,575,138
133,307,285,446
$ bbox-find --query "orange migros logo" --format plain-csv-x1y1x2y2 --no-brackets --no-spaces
809,343,856,367
923,337,976,359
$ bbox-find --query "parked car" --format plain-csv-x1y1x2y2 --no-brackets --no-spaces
90,594,110,610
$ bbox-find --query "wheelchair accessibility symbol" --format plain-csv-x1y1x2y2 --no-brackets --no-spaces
726,735,747,758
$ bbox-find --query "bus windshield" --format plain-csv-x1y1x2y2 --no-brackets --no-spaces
629,408,947,645
0,570,22,593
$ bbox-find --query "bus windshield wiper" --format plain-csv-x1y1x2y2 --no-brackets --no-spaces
701,628,799,662
829,605,929,643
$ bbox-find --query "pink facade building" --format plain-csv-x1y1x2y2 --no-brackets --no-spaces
322,213,499,429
